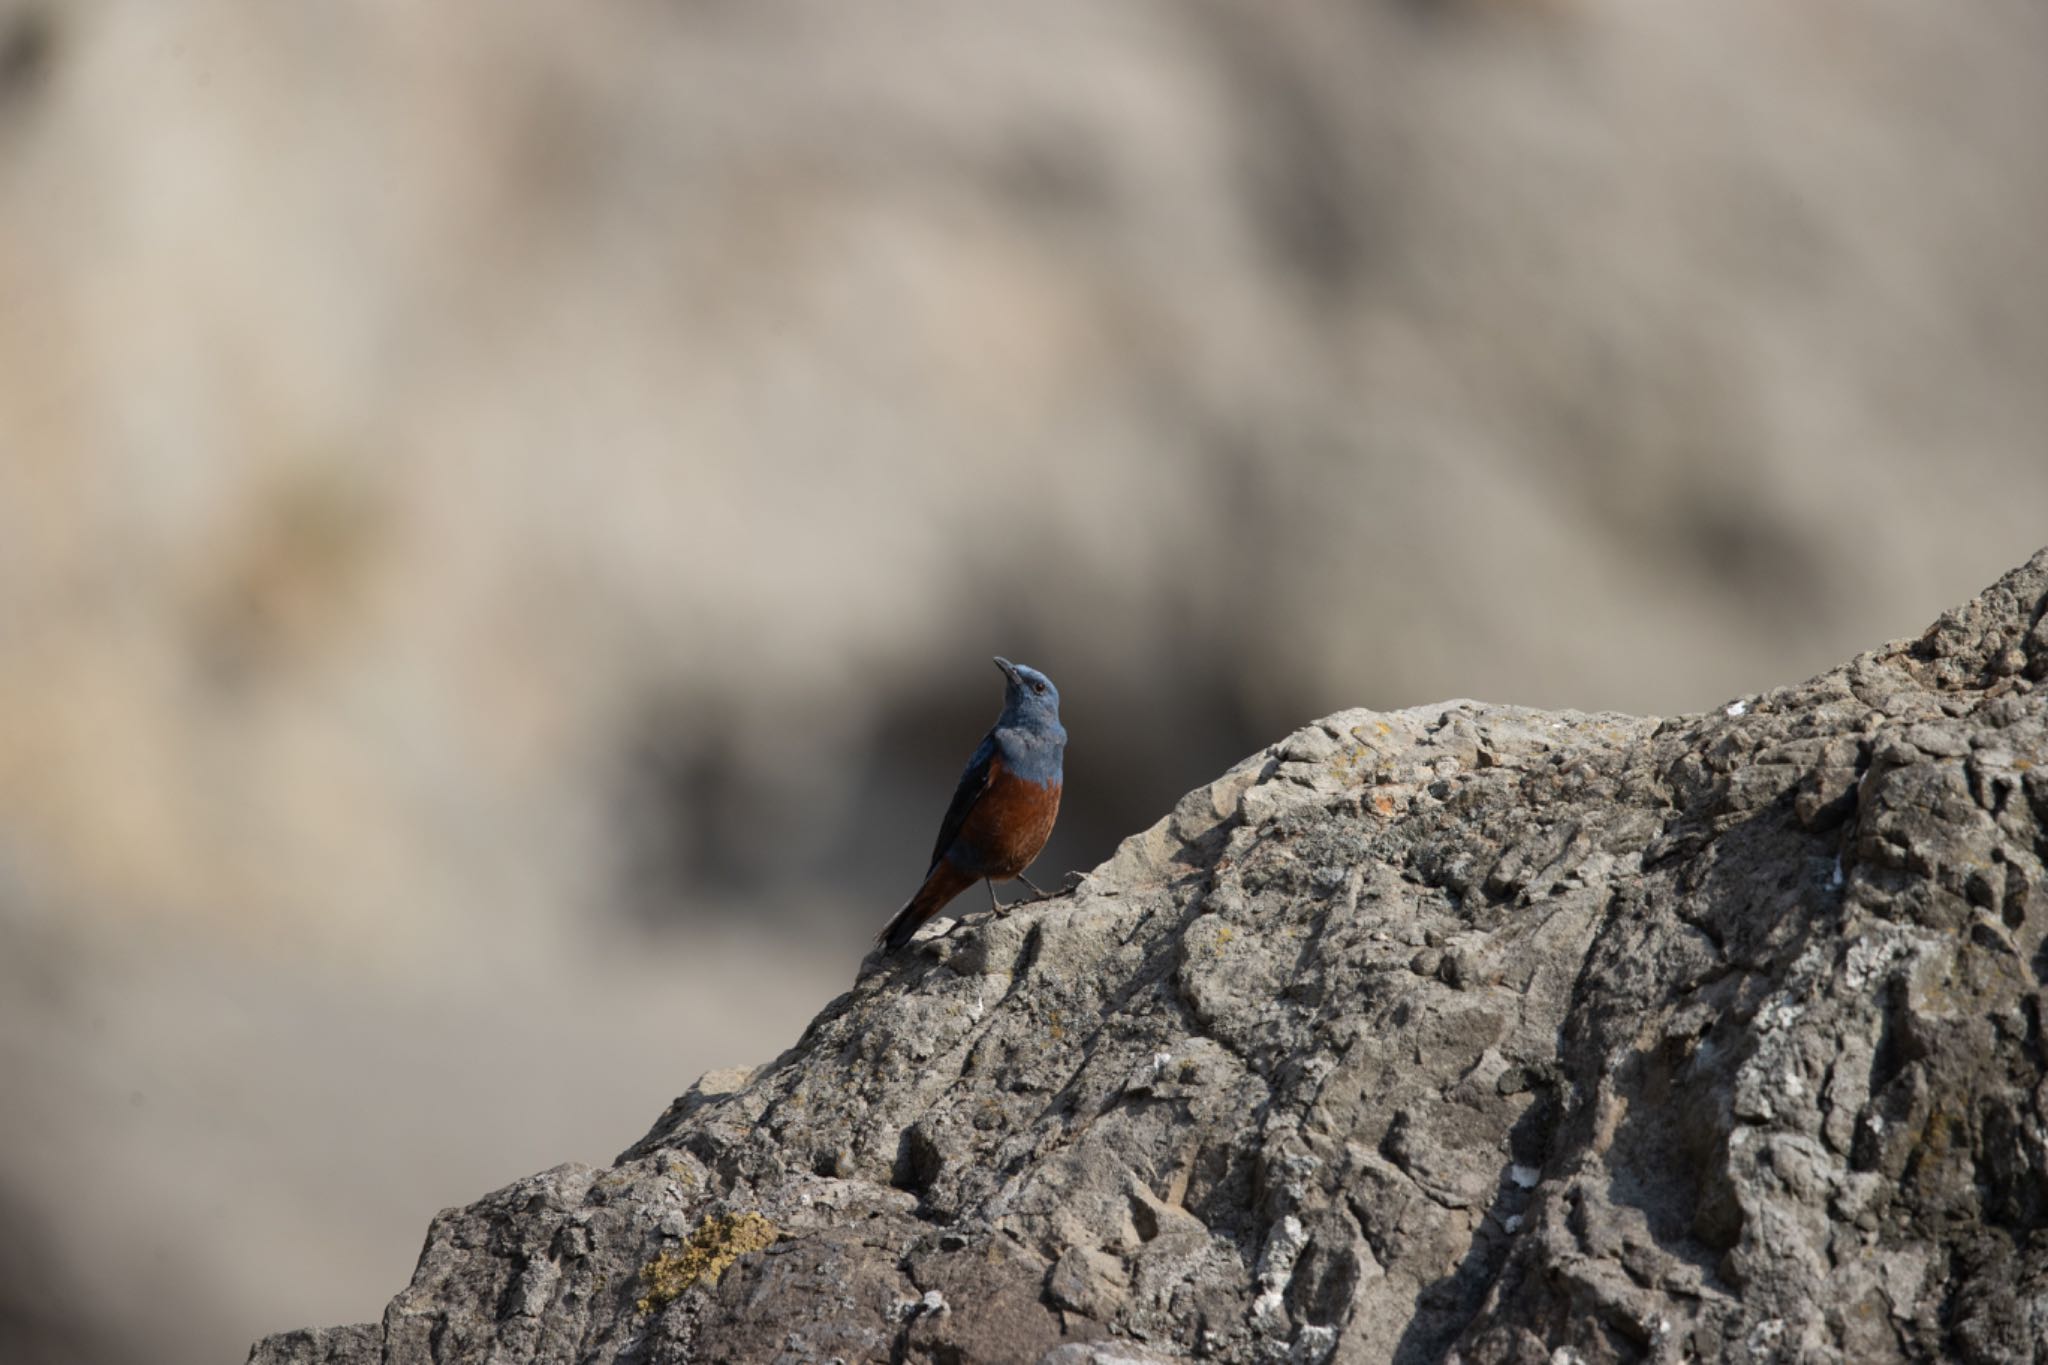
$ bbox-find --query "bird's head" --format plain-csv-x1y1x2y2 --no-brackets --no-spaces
994,656,1061,729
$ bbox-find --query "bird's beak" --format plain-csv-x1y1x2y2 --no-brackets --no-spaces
993,656,1021,685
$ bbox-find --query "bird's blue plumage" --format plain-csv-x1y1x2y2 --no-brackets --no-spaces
877,657,1067,951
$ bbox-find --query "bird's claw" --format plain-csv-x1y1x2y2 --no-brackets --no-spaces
1014,870,1087,904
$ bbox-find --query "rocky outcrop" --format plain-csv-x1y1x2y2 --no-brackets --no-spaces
252,551,2048,1365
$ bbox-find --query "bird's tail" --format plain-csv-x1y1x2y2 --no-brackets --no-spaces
877,861,976,952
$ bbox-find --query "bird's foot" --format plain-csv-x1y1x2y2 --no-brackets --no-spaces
1014,870,1086,904
984,879,1011,917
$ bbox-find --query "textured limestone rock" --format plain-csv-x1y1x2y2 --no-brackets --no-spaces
252,552,2048,1364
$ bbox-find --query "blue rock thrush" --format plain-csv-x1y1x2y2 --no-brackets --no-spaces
877,657,1066,952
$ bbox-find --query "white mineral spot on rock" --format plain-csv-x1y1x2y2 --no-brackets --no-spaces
1761,1001,1805,1032
1725,700,1748,717
1291,1324,1337,1362
1253,1214,1308,1320
1503,1214,1524,1233
1509,1165,1541,1189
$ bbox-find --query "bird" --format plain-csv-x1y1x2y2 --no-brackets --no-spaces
876,657,1066,953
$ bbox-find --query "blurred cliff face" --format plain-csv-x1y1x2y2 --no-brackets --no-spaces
1,1,2044,1362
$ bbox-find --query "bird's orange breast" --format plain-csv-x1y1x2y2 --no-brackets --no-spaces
958,756,1061,878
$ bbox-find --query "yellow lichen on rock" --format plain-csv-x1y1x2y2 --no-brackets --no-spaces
635,1212,779,1312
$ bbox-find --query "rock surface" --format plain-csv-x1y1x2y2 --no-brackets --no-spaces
252,552,2048,1365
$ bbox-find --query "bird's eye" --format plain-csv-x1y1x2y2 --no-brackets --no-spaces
1032,681,1046,694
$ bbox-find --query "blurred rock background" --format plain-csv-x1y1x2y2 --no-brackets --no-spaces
0,1,2042,1361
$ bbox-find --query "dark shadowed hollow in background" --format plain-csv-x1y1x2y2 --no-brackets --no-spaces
0,2,2044,1362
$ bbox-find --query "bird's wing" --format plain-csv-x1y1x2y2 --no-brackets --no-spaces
928,732,999,874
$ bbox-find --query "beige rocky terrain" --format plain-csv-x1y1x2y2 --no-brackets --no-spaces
254,552,2048,1363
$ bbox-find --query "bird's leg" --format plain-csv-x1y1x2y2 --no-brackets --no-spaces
986,878,1010,916
1015,872,1050,901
